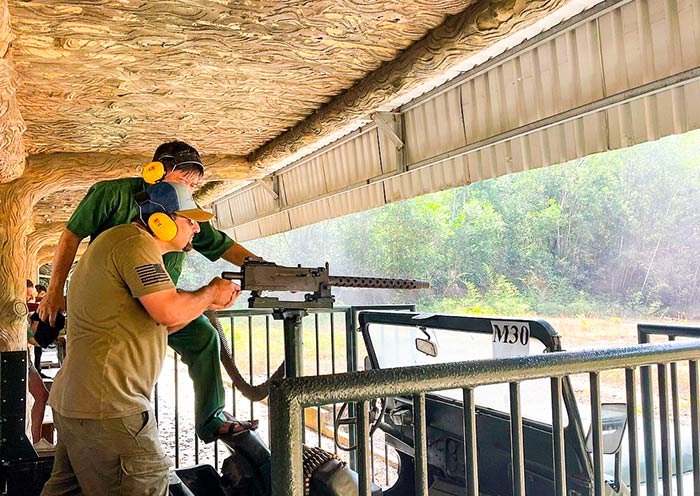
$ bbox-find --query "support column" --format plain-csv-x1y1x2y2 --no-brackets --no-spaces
0,0,26,183
37,245,57,268
26,222,65,280
0,155,146,350
26,237,39,283
0,183,34,351
0,179,76,350
0,0,30,351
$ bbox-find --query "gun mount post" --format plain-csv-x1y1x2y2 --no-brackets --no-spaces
275,309,306,379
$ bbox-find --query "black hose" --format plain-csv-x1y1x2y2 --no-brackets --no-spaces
205,310,284,402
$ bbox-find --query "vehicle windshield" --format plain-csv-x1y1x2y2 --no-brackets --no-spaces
366,322,567,425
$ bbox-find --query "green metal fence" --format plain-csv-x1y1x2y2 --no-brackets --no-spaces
638,323,700,496
269,327,700,496
154,304,414,472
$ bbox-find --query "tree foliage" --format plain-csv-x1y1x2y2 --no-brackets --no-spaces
181,131,700,317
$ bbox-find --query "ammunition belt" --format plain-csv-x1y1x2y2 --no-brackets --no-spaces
302,446,344,496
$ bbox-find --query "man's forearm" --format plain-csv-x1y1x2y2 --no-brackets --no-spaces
221,243,257,267
167,286,217,327
140,278,239,329
141,285,217,329
47,230,83,295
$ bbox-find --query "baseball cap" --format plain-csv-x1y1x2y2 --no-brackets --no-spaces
141,181,214,222
153,141,205,176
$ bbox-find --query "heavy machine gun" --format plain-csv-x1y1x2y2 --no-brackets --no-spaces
1,261,429,496
222,259,429,310
190,260,429,496
221,259,430,378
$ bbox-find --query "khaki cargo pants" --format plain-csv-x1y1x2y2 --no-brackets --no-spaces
41,410,172,496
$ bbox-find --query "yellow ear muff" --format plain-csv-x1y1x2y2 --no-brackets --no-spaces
143,161,166,184
148,212,178,241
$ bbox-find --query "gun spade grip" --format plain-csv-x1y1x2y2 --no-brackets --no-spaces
328,276,429,289
221,271,243,281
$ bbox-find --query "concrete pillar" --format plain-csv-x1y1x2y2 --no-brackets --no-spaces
0,155,146,350
0,183,34,351
26,222,65,280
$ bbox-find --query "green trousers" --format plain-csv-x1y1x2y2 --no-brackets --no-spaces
167,314,227,440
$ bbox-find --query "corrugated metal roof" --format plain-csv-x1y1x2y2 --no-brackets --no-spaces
216,0,700,242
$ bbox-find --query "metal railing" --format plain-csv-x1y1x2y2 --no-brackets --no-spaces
269,339,700,496
638,323,700,496
153,304,415,471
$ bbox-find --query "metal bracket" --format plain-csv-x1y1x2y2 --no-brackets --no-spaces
248,292,335,310
255,178,279,201
371,112,404,150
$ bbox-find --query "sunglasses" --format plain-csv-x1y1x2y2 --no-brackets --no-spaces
175,215,197,228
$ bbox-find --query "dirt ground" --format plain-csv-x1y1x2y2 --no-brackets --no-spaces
545,315,696,420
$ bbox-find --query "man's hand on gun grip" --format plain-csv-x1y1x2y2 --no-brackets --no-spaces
207,277,241,310
37,291,65,327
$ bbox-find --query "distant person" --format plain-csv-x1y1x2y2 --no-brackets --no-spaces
25,294,63,450
27,362,49,447
35,284,47,301
30,285,54,378
41,182,242,495
38,141,260,442
26,279,35,303
29,312,65,379
26,315,64,447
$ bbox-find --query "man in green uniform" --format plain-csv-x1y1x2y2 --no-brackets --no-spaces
38,141,258,441
42,181,242,495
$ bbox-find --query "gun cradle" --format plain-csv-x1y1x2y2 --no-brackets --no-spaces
244,263,331,293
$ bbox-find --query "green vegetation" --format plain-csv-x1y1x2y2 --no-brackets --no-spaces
181,131,700,319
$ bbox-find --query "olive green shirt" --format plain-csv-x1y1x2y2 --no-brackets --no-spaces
66,177,234,282
49,225,175,419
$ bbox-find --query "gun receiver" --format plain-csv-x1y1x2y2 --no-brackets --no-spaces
222,260,429,309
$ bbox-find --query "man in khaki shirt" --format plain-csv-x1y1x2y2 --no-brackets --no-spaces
42,181,241,496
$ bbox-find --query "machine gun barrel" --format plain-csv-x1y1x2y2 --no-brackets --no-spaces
328,275,429,290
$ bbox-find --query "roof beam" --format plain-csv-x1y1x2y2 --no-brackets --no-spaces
27,221,65,254
249,0,568,172
194,180,241,206
37,241,87,267
19,152,250,197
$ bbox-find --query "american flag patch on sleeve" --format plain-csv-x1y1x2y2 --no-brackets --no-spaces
135,264,171,286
